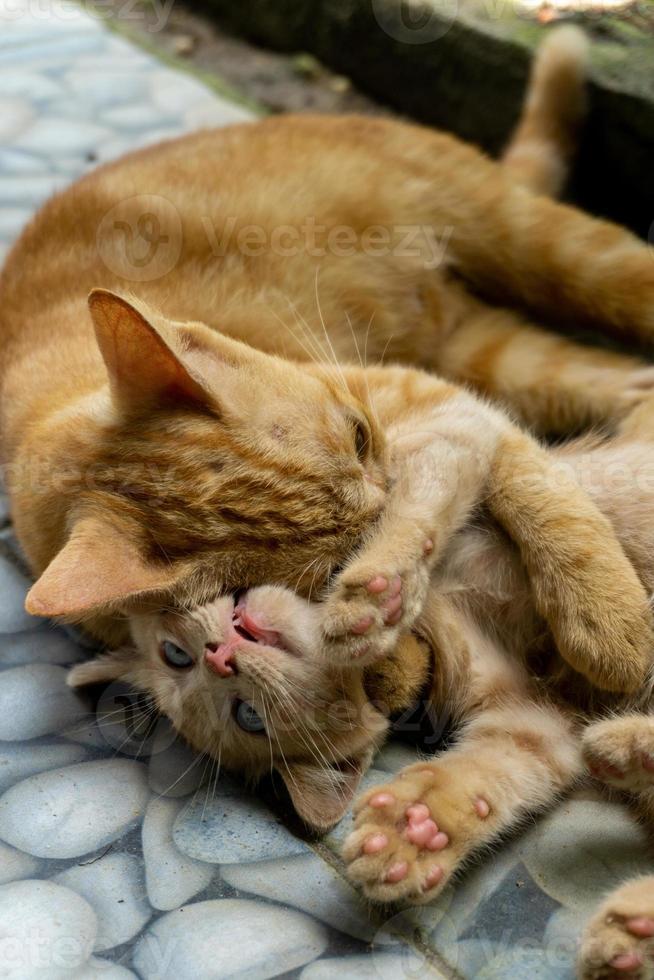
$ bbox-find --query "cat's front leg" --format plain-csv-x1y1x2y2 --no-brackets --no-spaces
579,877,654,980
321,387,506,667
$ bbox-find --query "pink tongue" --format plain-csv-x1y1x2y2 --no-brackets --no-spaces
205,644,235,677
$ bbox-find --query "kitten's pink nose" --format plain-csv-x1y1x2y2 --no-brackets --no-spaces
205,644,236,678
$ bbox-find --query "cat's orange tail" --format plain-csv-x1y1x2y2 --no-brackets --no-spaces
501,26,589,196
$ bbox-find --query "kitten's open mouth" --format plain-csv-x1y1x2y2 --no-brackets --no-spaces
232,607,284,651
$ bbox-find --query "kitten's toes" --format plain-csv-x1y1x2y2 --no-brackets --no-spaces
321,563,428,667
579,878,654,979
583,717,654,791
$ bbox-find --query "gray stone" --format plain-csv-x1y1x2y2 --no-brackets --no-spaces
55,853,151,952
72,960,138,980
0,35,106,71
133,899,328,980
0,840,40,884
173,786,309,864
221,852,379,942
0,99,34,141
0,664,90,739
0,73,62,102
0,878,97,978
0,208,30,241
14,118,112,157
0,174,67,206
0,554,43,632
142,797,214,911
184,100,254,129
102,104,173,131
147,723,206,798
520,797,653,915
0,740,89,793
63,71,145,108
0,759,149,858
0,629,85,667
301,954,446,979
476,948,572,980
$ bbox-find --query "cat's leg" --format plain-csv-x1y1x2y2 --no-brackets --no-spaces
436,295,654,433
582,715,654,793
579,877,654,980
343,691,581,903
324,368,653,693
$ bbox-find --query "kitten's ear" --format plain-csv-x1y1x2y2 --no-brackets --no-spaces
67,648,133,687
279,751,373,831
25,516,182,618
88,289,209,413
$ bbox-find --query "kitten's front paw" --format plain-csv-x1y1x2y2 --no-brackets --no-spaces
583,717,654,792
579,878,654,980
342,763,493,904
321,542,432,667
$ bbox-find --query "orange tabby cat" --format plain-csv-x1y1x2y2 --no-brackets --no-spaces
1,28,653,690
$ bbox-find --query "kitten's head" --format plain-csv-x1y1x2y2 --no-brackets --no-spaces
69,586,390,830
25,291,387,629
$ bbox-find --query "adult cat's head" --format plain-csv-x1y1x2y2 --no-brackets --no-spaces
25,290,387,632
69,586,400,829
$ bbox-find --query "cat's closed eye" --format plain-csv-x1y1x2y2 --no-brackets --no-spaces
353,418,370,461
160,640,194,669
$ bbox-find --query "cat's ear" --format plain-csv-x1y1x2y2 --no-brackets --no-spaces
279,751,373,831
88,289,210,413
25,516,182,618
67,648,133,687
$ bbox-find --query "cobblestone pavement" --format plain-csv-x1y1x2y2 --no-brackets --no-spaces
1,2,653,978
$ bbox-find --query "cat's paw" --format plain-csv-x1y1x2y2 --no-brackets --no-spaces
583,717,654,792
321,541,433,667
579,877,654,979
342,763,492,904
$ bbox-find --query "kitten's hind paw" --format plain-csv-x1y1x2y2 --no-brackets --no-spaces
583,717,654,792
579,877,654,979
342,763,493,905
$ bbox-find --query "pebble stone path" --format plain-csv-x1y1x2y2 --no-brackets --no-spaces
1,2,653,978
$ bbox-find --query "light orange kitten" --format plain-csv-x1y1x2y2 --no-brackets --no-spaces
71,394,654,979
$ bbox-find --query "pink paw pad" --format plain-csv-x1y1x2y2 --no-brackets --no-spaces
367,576,388,594
388,575,402,597
423,539,434,556
385,861,408,883
474,798,491,819
369,792,395,808
363,833,388,855
626,918,654,938
610,952,644,972
351,616,373,635
423,866,443,891
426,831,449,851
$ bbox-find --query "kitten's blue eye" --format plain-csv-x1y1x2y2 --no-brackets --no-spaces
161,641,194,670
234,700,266,734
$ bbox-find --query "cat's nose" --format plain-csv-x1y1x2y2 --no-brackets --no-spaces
205,643,236,678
